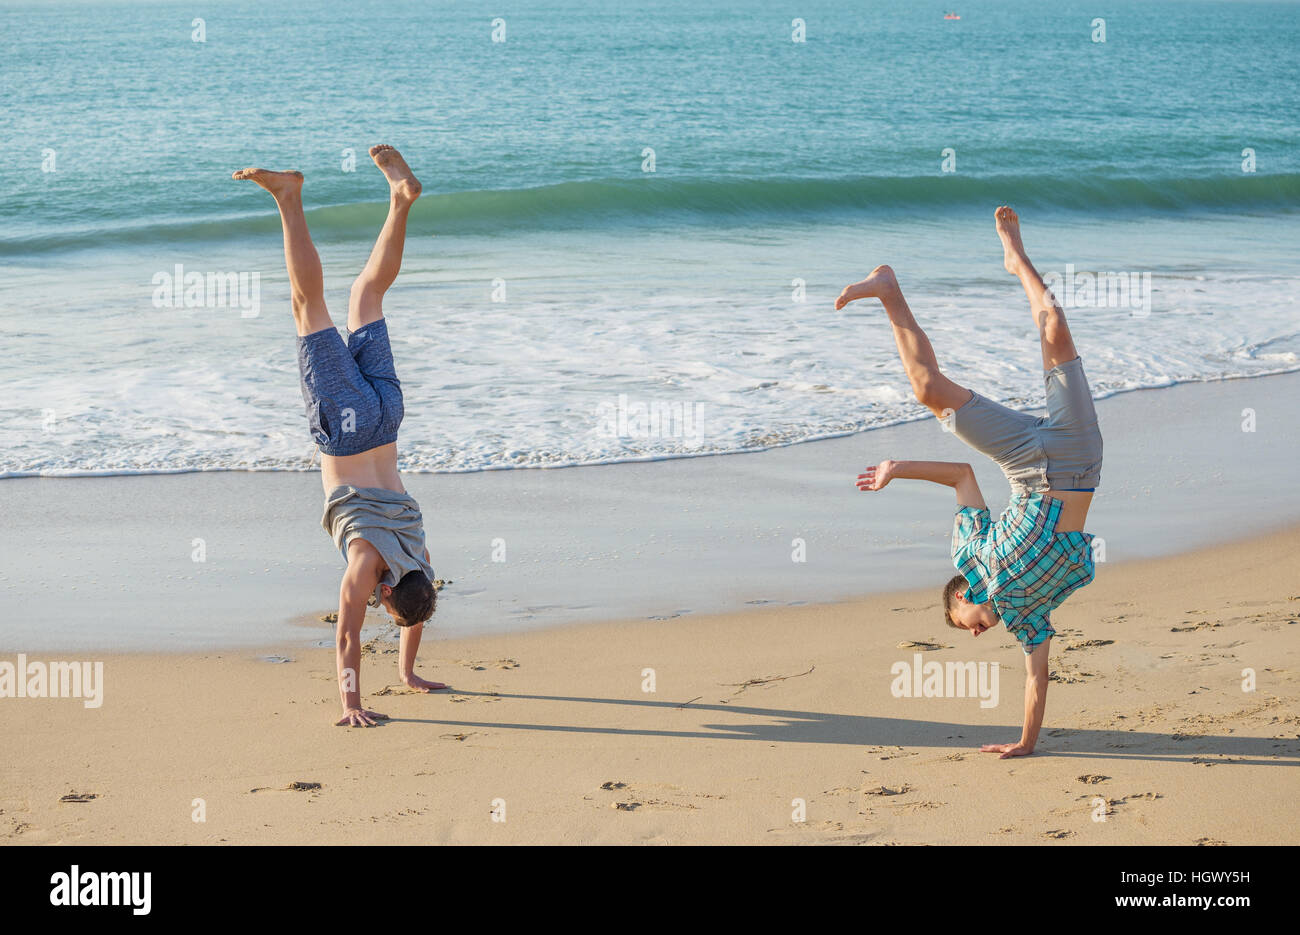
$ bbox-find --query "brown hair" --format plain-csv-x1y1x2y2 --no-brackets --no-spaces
942,574,966,628
390,570,437,627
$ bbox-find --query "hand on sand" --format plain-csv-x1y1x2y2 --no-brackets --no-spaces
401,674,449,693
336,708,390,727
980,742,1034,759
856,459,896,492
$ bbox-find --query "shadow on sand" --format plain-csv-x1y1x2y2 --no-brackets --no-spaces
386,690,1299,766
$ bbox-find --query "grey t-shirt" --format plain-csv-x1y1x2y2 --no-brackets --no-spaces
321,485,434,589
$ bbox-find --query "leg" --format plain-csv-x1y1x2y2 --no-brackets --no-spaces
836,265,972,418
349,145,422,332
995,206,1078,371
231,168,332,337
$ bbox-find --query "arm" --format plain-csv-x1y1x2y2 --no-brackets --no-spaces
858,458,985,508
981,638,1050,758
399,623,449,692
334,548,389,727
398,546,449,692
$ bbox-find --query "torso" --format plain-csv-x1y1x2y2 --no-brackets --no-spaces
321,443,404,494
1043,489,1093,532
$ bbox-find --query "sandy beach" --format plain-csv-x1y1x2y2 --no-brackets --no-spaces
3,371,1298,846
3,516,1296,846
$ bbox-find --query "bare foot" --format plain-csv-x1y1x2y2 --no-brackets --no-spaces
995,205,1031,275
835,264,900,310
231,167,303,199
370,144,422,205
402,674,449,693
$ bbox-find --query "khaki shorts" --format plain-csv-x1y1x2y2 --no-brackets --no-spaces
948,356,1103,496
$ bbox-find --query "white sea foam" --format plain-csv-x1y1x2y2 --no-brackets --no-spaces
2,220,1298,478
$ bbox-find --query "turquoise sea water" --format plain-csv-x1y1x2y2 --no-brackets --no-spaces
1,0,1297,475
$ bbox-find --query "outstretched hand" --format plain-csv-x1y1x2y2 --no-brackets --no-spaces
856,459,896,492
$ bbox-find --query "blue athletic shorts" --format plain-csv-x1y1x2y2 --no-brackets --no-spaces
296,319,404,456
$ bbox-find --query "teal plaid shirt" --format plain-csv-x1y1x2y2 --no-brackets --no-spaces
951,492,1096,653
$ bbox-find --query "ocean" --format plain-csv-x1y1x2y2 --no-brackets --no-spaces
2,0,1298,477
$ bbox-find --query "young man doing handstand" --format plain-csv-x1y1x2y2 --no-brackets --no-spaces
234,145,447,727
836,206,1102,758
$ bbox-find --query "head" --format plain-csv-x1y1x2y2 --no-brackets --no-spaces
942,574,998,637
376,570,437,627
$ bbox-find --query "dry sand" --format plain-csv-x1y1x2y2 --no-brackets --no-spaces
3,522,1296,845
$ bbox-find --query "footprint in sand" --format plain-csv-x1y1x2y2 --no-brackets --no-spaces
893,800,945,813
457,659,520,671
599,781,716,812
897,640,946,651
865,744,909,757
863,784,912,797
1064,639,1114,652
1190,755,1244,766
249,781,322,793
449,692,501,703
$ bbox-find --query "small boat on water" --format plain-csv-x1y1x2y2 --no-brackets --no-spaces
944,13,961,19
